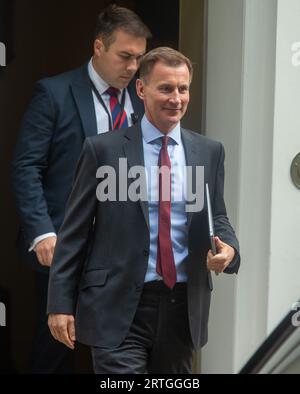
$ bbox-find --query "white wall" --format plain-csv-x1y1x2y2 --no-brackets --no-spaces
268,0,300,332
233,0,279,371
202,0,298,373
202,0,245,374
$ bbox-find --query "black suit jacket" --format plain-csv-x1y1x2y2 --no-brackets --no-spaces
47,124,240,350
12,64,144,272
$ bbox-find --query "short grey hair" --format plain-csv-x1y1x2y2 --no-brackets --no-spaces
139,47,193,82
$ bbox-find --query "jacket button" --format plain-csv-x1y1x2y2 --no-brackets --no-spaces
143,250,149,257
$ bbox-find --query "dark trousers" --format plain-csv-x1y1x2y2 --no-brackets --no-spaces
30,272,74,374
91,281,194,374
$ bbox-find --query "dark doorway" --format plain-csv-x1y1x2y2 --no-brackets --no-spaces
0,0,179,373
7,0,179,78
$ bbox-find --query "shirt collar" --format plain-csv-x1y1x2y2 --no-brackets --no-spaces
141,115,181,145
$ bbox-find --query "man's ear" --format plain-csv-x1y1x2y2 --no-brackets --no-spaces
136,79,145,100
94,37,104,57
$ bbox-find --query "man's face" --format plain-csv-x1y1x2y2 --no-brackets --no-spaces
93,29,146,89
136,61,190,133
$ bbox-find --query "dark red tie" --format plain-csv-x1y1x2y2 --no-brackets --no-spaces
156,136,177,289
106,87,128,129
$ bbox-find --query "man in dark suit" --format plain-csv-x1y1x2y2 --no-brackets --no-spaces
12,5,151,373
47,47,240,374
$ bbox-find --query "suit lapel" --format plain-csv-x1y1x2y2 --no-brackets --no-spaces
71,71,143,137
123,124,149,229
181,128,204,227
71,65,98,138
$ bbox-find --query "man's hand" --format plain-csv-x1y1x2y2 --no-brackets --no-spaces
207,236,235,274
34,236,57,267
48,314,76,350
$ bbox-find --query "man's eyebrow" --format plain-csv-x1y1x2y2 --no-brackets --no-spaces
119,51,145,57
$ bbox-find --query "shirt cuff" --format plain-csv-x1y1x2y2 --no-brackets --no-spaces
29,233,57,252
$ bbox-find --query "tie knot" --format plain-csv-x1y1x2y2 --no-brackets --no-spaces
106,87,120,97
161,135,170,148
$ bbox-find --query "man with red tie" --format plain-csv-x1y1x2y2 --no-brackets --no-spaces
47,47,240,374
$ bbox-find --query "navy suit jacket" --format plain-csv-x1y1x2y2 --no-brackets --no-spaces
12,64,144,272
47,124,240,350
